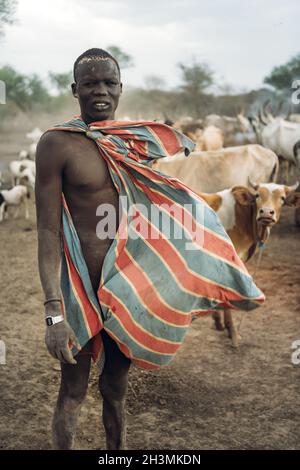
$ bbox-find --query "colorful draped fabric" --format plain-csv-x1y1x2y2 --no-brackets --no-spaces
49,117,265,370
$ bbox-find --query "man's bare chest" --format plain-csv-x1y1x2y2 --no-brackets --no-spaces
63,136,112,191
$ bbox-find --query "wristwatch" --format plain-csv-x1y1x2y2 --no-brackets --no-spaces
45,315,64,327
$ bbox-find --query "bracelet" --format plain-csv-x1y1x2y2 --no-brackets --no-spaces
43,298,62,306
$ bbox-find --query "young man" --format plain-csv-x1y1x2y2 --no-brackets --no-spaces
36,49,129,450
36,48,264,450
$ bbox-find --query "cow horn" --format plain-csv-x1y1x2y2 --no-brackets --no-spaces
258,109,268,126
286,181,299,192
248,177,259,190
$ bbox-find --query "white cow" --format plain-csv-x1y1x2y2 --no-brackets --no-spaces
0,185,30,222
9,159,36,188
152,145,279,194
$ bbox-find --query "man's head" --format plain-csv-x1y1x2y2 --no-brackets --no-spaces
72,48,122,124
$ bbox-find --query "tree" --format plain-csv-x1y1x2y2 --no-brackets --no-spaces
0,0,17,37
178,61,214,116
144,75,166,90
106,45,134,69
264,53,300,90
0,65,50,111
49,71,72,95
27,74,50,104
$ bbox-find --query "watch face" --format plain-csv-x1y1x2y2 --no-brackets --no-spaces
46,317,53,326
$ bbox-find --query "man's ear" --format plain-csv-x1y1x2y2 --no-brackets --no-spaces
71,82,78,98
232,186,256,206
120,82,123,94
285,192,300,208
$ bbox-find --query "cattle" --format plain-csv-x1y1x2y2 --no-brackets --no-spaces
19,149,30,160
251,116,300,182
152,144,279,193
198,181,300,346
288,113,300,124
26,127,43,143
190,125,224,151
9,160,36,188
0,185,30,222
173,116,203,139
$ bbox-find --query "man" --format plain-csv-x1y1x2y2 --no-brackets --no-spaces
36,49,129,450
36,48,264,450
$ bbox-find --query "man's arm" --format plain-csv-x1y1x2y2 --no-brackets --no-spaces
35,132,81,364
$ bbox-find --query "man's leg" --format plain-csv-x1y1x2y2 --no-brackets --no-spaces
52,343,92,449
99,330,131,450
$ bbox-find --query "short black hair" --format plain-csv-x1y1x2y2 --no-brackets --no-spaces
73,48,120,81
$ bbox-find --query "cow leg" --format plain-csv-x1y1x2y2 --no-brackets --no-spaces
52,345,91,450
0,203,5,222
99,330,131,450
13,206,20,219
212,312,224,331
24,197,29,219
224,309,241,348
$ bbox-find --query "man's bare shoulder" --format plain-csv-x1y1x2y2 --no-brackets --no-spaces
36,130,81,169
37,130,72,154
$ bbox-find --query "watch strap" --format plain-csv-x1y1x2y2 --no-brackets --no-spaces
45,315,64,327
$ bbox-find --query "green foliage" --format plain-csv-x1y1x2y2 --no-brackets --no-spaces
48,71,72,95
178,61,214,116
0,0,17,37
106,45,134,69
0,65,50,111
264,53,300,90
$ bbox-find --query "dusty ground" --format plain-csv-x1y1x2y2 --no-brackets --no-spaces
0,122,300,449
0,200,299,450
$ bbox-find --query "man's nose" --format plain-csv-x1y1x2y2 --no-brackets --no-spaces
93,82,108,95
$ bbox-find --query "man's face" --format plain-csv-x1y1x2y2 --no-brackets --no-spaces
72,58,122,124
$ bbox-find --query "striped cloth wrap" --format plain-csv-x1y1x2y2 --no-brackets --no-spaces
48,117,265,370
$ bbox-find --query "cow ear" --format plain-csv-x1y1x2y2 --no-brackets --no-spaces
285,192,300,208
232,186,256,205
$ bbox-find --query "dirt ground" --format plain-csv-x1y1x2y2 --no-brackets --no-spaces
0,127,300,450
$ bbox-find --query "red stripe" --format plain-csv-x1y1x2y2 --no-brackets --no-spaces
100,288,182,354
131,175,247,272
121,217,255,303
114,248,192,325
63,236,103,336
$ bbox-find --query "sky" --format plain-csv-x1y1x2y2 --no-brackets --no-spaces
0,0,299,92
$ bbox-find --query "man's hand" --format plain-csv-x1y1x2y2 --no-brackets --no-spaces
45,318,81,365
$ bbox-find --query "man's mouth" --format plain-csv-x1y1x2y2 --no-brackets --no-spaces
93,102,110,111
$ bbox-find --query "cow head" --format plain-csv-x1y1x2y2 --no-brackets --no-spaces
232,180,300,227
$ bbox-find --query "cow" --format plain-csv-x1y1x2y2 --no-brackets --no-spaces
251,116,300,182
152,144,279,193
26,127,43,143
18,149,30,160
0,185,30,222
288,114,300,124
198,181,300,346
190,125,224,151
9,160,36,188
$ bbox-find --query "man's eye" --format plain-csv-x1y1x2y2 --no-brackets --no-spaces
107,81,117,86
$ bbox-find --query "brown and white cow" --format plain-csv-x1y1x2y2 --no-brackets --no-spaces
198,181,300,346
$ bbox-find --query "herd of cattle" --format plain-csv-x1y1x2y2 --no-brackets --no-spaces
0,108,300,346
